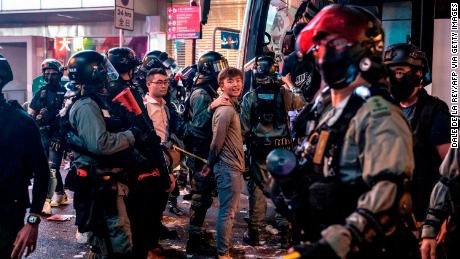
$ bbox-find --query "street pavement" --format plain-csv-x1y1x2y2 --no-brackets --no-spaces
27,169,287,259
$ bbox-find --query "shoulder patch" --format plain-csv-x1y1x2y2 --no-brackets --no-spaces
366,96,390,117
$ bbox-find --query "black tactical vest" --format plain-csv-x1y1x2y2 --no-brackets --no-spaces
410,89,450,221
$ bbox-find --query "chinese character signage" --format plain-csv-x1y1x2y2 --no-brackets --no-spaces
167,6,201,40
115,0,134,31
221,31,240,50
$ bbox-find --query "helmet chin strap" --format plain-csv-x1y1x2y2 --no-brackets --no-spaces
359,57,385,85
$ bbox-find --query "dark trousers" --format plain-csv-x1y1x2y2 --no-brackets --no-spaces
168,179,180,205
187,156,216,235
128,178,170,258
40,133,64,199
0,206,25,259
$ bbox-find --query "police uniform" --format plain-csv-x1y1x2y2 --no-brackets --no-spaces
296,87,419,258
69,95,135,256
422,148,460,258
65,50,137,257
185,77,218,236
29,83,66,204
240,84,305,238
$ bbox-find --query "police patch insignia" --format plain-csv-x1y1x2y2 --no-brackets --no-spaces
367,96,390,117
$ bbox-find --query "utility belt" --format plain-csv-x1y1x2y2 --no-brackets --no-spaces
306,176,369,237
251,136,292,157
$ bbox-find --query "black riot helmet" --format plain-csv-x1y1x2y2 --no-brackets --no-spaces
142,50,165,70
41,59,64,86
135,50,166,86
107,47,141,74
253,55,279,85
179,64,198,90
383,43,431,83
0,54,13,90
41,59,64,77
297,5,385,89
67,50,119,85
197,51,229,77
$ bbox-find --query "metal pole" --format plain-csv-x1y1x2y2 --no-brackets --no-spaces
172,145,207,163
119,29,124,47
192,39,196,64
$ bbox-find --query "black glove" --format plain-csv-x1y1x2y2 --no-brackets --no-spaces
130,126,144,144
291,240,339,259
130,126,161,146
50,136,62,152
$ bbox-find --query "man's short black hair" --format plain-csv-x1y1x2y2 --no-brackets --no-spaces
147,68,167,81
218,67,243,85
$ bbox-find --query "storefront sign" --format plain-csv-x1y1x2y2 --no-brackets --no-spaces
115,0,134,31
167,6,201,40
221,31,240,50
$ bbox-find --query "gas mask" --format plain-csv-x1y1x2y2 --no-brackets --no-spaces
389,70,421,102
315,38,363,90
44,73,61,86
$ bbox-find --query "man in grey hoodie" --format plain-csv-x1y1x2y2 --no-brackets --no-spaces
201,67,245,259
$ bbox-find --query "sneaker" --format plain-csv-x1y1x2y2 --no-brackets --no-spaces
76,230,89,244
42,199,52,215
186,233,217,256
50,192,70,207
243,230,260,246
159,224,179,240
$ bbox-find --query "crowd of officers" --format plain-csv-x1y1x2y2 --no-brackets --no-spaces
0,4,459,259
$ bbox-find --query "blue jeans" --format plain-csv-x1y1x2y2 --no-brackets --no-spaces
214,162,243,256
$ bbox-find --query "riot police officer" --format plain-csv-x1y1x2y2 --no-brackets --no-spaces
107,47,177,258
65,50,137,258
134,50,172,93
282,5,418,258
421,148,460,259
106,47,140,130
384,43,451,223
28,59,67,215
240,55,305,246
1,54,49,259
184,51,228,255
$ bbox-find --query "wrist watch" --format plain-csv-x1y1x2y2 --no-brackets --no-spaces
26,214,41,225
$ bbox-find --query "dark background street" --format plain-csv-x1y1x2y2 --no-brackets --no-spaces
28,169,287,259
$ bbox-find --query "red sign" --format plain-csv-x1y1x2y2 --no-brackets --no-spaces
167,6,201,40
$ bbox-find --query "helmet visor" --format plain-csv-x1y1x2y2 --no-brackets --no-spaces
162,58,176,69
212,59,229,73
102,55,120,81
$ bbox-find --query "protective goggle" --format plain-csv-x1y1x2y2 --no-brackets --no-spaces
311,37,353,55
102,54,120,81
212,59,229,73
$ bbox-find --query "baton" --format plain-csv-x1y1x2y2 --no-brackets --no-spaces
172,144,208,164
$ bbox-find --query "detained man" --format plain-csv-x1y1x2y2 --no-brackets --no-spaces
201,67,245,259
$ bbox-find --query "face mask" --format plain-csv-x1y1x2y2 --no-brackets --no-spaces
389,71,421,102
44,73,60,86
318,43,360,90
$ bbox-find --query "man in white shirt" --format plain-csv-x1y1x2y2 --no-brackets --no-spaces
144,68,186,221
145,68,170,144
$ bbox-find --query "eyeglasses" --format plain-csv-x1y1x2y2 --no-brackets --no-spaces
149,81,169,86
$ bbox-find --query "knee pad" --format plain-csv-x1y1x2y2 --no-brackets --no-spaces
49,168,57,178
